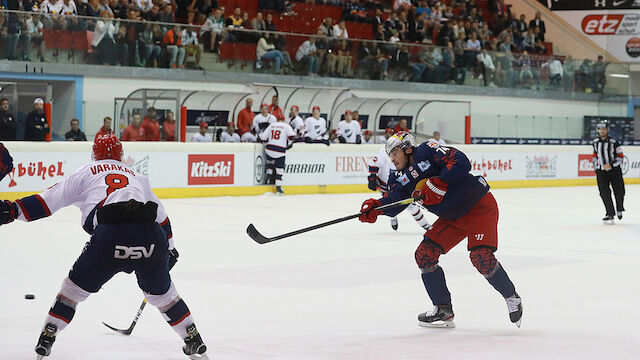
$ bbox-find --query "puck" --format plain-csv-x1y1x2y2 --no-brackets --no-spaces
25,294,35,300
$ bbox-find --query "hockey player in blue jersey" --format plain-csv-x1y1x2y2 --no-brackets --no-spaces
358,132,522,328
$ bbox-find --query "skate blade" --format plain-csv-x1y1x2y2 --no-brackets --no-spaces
188,353,210,360
514,318,522,328
603,220,615,225
418,320,455,329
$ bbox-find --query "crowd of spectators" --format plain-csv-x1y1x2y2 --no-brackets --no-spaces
0,0,610,92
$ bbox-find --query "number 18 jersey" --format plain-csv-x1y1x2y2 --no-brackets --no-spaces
259,121,296,159
15,159,169,235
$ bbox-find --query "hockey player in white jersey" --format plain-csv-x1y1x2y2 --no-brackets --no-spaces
0,134,208,360
337,110,362,144
260,117,296,195
304,106,329,145
367,147,430,231
253,103,277,139
288,105,305,142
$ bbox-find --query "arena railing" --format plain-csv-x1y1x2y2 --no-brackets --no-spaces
0,8,630,97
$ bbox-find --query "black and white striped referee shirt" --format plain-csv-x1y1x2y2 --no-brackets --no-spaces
592,137,624,170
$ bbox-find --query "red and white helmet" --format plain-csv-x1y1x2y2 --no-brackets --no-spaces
385,131,415,155
93,134,123,161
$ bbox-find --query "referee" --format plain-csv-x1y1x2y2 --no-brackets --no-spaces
592,121,625,222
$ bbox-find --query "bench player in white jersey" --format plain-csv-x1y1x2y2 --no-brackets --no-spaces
259,117,296,195
0,135,208,360
337,110,362,144
304,106,329,145
288,105,305,142
368,147,430,231
253,103,277,140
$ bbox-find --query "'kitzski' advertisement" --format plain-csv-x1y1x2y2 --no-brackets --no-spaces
188,154,234,185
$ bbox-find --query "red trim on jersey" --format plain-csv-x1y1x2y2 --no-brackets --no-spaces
15,199,31,221
48,311,71,324
35,195,52,216
160,217,170,226
170,311,191,326
617,153,624,158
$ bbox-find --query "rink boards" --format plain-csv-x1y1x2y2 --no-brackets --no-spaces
1,142,639,200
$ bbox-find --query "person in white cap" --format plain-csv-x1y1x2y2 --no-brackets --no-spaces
24,98,50,141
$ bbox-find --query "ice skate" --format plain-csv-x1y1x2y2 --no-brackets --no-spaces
602,215,614,224
275,186,284,195
617,211,623,220
182,324,209,359
34,323,57,359
390,217,398,231
506,292,523,328
418,304,455,328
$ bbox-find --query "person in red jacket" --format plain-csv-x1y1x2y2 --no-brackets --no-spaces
95,117,113,138
121,114,145,141
394,118,411,134
268,95,284,121
163,111,176,141
237,98,256,142
142,107,161,141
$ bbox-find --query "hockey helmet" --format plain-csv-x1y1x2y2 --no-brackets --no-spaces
93,134,123,161
385,131,415,155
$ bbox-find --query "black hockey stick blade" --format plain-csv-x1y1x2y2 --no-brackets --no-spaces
102,299,147,336
247,196,421,244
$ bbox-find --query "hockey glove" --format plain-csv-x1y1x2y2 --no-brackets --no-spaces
416,177,448,206
0,200,18,225
0,143,13,182
168,248,179,270
359,198,382,223
367,174,379,191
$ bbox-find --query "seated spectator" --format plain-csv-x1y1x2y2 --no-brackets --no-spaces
237,97,256,142
91,11,118,65
332,20,349,39
163,25,186,68
65,118,87,141
144,4,160,21
465,32,481,68
60,0,79,30
393,0,412,12
96,116,113,137
443,41,466,84
198,0,215,18
142,107,161,141
428,131,446,145
318,17,334,37
251,12,266,40
410,46,436,82
162,111,176,141
121,114,145,141
225,6,244,42
534,36,547,54
201,8,226,52
522,27,535,53
182,26,203,70
134,0,153,15
357,40,379,79
393,118,410,133
265,13,276,31
542,57,563,88
220,122,240,142
139,23,161,67
158,4,175,30
191,122,212,142
328,39,353,77
314,29,330,75
296,36,320,76
562,55,575,91
477,49,496,86
113,22,130,66
515,51,540,88
256,33,286,73
25,13,45,61
499,35,513,53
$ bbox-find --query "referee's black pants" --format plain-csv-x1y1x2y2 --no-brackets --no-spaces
596,167,625,216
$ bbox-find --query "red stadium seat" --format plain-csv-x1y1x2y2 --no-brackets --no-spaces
218,42,234,62
57,31,73,50
72,31,90,51
42,29,58,49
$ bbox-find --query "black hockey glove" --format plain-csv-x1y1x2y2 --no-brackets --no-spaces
356,135,361,144
0,200,18,225
168,248,179,270
259,122,269,130
0,143,14,182
338,136,346,143
367,174,378,191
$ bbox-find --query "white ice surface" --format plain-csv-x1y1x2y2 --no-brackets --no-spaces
1,186,639,360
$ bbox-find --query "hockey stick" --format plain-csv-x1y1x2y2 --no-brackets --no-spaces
247,196,421,244
102,299,146,335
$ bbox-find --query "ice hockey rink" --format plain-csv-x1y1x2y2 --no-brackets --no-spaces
1,185,638,360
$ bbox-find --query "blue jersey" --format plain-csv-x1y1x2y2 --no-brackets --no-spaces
380,141,489,220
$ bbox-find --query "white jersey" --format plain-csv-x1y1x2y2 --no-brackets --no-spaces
289,115,305,139
253,113,277,137
15,160,170,238
191,132,212,142
337,120,362,143
377,135,389,145
428,137,447,145
304,116,328,140
220,131,240,142
362,137,374,144
367,148,395,192
259,121,296,159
